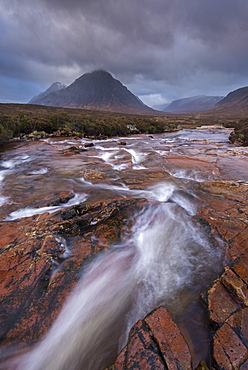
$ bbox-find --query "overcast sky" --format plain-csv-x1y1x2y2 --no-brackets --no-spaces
0,0,248,107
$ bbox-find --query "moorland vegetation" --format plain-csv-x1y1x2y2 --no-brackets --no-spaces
0,103,247,146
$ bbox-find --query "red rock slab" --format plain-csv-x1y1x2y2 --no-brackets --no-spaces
221,267,248,306
198,181,248,262
232,256,248,284
207,280,240,325
213,333,234,370
124,320,167,369
234,228,248,253
107,320,167,369
0,197,153,359
0,211,91,355
227,308,248,347
144,307,192,370
165,154,217,168
213,323,248,370
107,307,192,370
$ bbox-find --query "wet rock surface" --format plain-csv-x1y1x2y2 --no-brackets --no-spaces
107,307,192,370
198,181,248,369
106,181,248,370
0,196,146,359
0,129,248,369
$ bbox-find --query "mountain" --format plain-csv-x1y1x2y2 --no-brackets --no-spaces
214,86,248,108
163,95,224,113
204,86,248,118
29,82,66,104
29,70,157,115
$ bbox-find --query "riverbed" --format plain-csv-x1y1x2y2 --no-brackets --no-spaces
0,127,247,369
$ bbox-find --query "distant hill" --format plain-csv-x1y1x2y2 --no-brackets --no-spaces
29,70,158,115
29,82,66,104
163,95,224,113
214,86,248,108
205,86,248,118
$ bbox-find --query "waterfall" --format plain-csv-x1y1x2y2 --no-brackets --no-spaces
16,185,222,370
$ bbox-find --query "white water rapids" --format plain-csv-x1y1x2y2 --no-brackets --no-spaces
1,128,240,369
14,184,221,370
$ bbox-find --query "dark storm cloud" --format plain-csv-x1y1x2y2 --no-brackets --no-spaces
0,0,248,104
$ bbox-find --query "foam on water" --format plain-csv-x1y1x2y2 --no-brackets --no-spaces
144,182,176,202
124,148,147,167
45,139,77,146
92,147,123,168
133,164,147,170
12,183,222,370
92,146,149,171
3,193,88,221
170,189,197,215
112,163,129,171
18,248,136,370
0,196,7,207
0,169,10,206
94,145,118,152
79,179,195,214
99,151,117,162
0,155,32,207
155,149,169,156
0,171,8,183
80,177,94,186
80,178,140,198
119,199,220,347
0,154,37,208
92,138,119,144
166,168,215,182
1,154,30,169
80,178,129,191
28,168,49,175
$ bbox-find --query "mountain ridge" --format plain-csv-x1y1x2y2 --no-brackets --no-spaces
163,95,224,113
29,82,66,104
215,86,248,107
29,70,158,115
204,86,248,117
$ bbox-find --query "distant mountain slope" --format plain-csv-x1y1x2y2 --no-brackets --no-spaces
29,70,157,115
163,95,224,113
205,86,248,117
29,82,66,104
215,86,248,108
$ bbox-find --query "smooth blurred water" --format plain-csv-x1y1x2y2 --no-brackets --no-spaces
0,128,238,369
16,184,222,370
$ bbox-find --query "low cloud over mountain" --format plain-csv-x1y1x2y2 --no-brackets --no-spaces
29,70,157,114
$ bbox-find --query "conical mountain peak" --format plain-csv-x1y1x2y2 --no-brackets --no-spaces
29,70,156,114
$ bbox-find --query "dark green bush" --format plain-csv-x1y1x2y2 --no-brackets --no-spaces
0,109,177,144
0,124,13,144
229,118,248,146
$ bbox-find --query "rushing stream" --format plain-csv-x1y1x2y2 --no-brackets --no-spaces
0,127,247,369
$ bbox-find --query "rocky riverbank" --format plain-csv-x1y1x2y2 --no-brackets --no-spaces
106,180,248,369
0,180,247,369
0,128,247,369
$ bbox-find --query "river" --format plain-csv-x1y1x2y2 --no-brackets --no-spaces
0,127,247,369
